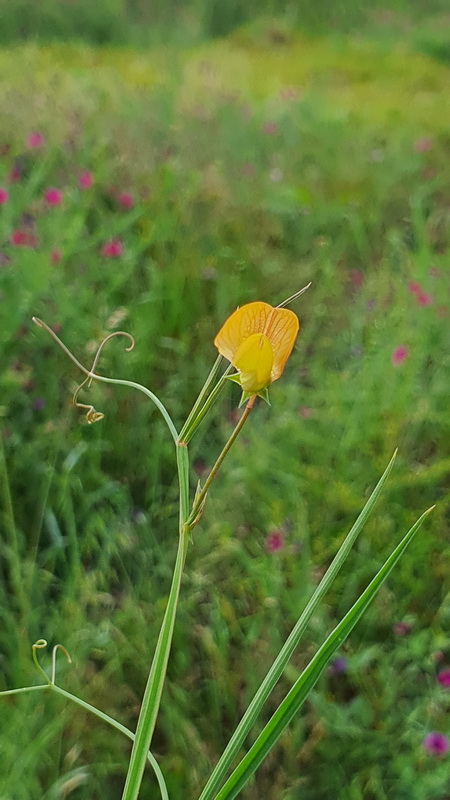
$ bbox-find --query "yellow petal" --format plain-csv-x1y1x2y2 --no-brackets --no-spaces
265,308,299,381
214,302,274,363
233,333,273,392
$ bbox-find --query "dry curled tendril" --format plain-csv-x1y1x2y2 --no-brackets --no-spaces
32,319,134,424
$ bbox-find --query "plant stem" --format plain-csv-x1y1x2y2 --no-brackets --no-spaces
120,442,191,800
186,397,255,528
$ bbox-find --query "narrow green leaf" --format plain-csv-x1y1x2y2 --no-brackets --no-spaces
197,450,397,800
212,506,434,800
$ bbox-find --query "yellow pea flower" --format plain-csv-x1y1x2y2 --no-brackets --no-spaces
214,301,300,396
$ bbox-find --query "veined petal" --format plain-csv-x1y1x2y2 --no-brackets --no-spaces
266,308,299,381
214,302,274,363
233,333,273,392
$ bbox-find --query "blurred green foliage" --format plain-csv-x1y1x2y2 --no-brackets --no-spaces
0,18,449,800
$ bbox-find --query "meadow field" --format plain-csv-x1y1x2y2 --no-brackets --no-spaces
0,3,449,798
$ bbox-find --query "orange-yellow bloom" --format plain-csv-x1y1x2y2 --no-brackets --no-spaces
214,301,299,394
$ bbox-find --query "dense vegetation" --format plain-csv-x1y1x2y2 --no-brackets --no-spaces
0,5,449,799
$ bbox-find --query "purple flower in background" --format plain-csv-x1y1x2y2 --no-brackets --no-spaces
78,171,94,190
44,188,62,206
27,131,44,149
32,397,46,412
265,529,283,553
437,669,450,688
0,187,9,204
328,656,347,676
422,732,450,757
391,346,408,366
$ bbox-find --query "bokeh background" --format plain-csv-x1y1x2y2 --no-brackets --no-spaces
1,1,449,798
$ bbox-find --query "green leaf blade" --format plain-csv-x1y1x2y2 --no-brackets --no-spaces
212,505,434,800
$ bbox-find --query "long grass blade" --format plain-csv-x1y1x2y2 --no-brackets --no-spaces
211,506,434,800
197,450,397,800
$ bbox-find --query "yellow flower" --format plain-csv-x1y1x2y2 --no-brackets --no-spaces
214,301,299,394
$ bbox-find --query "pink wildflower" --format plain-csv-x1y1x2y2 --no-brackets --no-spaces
118,192,134,209
101,238,123,258
78,171,94,190
0,187,8,204
265,529,284,553
407,281,421,295
422,732,449,757
437,669,450,689
391,346,408,366
44,188,62,206
26,131,44,149
10,230,39,248
417,291,432,307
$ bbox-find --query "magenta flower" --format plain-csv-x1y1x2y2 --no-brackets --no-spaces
26,131,44,149
422,732,450,756
78,171,94,190
265,529,283,553
101,238,123,258
44,188,62,206
118,192,134,209
437,669,450,688
417,291,432,307
407,281,421,295
0,187,8,204
391,346,408,366
10,230,39,248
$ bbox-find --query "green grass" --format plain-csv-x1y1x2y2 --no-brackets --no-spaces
0,19,449,800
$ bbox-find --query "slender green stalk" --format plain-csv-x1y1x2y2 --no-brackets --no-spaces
186,400,254,529
51,685,169,800
178,355,223,442
121,525,189,800
211,506,434,800
179,364,233,445
92,375,178,443
0,682,168,800
120,442,191,800
197,450,398,800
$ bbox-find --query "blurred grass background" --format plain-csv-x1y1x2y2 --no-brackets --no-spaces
0,1,449,798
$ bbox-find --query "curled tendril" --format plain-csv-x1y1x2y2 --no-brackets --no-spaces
32,639,72,686
51,644,72,684
73,378,105,424
32,318,135,424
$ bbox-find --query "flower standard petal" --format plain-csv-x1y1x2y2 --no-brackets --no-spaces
214,302,274,363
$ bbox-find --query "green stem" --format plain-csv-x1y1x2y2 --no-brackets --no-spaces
121,525,189,800
0,683,168,800
179,361,233,444
120,442,191,800
178,355,223,442
186,399,254,528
